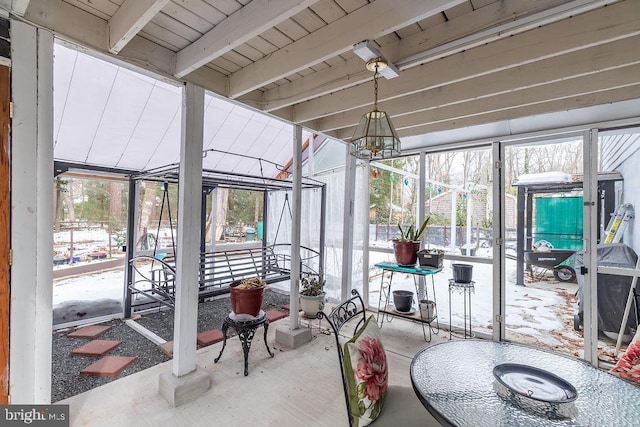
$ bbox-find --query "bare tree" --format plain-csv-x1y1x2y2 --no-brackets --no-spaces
138,182,157,241
108,182,122,225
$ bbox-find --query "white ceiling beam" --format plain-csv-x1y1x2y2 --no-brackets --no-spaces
175,0,320,79
228,0,465,98
11,0,29,15
393,85,640,139
391,64,640,132
294,0,640,124
330,85,640,140
21,0,227,95
108,0,171,54
261,0,577,112
311,34,640,133
24,0,108,51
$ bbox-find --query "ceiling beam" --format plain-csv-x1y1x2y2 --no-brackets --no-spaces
108,0,171,54
261,0,576,112
294,0,640,124
22,0,227,95
24,0,108,51
393,85,640,139
227,0,465,98
175,0,320,79
11,0,29,15
311,35,640,134
392,64,640,133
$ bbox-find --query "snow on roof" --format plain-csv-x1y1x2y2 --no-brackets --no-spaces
513,171,574,186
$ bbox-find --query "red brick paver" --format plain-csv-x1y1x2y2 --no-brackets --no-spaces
197,329,224,346
67,325,112,339
71,340,121,356
80,356,137,377
266,309,287,322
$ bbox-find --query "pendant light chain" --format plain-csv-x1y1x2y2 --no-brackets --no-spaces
373,62,379,111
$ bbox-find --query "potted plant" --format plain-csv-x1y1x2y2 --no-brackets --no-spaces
299,273,326,318
393,216,430,266
229,277,267,317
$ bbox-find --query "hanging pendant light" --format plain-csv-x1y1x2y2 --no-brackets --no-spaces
350,58,401,160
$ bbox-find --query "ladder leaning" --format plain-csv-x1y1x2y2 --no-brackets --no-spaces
603,203,634,244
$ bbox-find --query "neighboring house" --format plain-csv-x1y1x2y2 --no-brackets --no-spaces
600,130,640,250
426,188,517,229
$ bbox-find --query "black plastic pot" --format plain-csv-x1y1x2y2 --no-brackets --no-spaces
452,263,473,283
392,290,414,312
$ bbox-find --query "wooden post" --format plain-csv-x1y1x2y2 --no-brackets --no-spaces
10,22,54,403
341,148,356,301
0,63,9,406
172,82,204,377
289,125,302,328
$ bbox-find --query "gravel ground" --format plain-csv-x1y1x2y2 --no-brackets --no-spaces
51,290,290,403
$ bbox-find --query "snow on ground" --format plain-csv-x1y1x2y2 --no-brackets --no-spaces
53,249,611,357
53,269,125,305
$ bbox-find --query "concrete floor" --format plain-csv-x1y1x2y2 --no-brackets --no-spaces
61,314,448,427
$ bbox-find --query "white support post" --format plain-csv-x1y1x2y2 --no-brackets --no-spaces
210,187,217,252
9,23,54,403
275,125,310,349
583,129,599,365
290,125,303,329
159,82,210,407
341,149,357,301
450,189,458,254
172,82,204,377
362,158,370,306
417,151,427,300
492,142,505,342
466,192,472,252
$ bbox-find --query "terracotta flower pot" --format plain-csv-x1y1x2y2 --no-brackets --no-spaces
230,281,265,317
393,240,420,266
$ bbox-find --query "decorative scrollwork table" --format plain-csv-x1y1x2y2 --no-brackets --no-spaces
214,310,274,376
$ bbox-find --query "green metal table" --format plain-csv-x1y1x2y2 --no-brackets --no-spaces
374,262,442,341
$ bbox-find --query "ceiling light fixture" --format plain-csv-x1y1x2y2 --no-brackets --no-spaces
350,57,401,160
352,40,399,80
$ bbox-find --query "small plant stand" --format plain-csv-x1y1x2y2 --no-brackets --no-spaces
448,279,475,339
374,262,442,342
214,310,274,376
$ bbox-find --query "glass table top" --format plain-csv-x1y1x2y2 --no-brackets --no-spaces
410,340,640,426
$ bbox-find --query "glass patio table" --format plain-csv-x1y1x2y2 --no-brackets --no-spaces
411,340,640,426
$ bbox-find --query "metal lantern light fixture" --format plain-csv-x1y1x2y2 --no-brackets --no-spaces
350,58,401,159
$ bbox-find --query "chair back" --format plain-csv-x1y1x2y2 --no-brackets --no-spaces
317,289,367,427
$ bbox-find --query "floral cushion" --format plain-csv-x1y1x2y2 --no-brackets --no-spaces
343,315,388,427
611,340,640,384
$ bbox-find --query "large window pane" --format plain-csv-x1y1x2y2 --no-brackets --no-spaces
503,138,584,357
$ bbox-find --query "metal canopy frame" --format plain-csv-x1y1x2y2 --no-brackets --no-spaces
133,163,324,192
54,160,326,318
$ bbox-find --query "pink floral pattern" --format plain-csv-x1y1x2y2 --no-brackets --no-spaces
344,316,389,425
356,336,388,402
612,340,640,384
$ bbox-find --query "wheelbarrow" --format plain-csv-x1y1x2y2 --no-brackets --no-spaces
524,250,577,282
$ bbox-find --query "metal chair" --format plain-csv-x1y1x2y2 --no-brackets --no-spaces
318,289,439,427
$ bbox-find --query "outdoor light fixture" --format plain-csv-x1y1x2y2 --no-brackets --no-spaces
350,58,401,160
352,40,399,79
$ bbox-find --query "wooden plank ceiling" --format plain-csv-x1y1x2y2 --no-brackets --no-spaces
6,0,640,147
